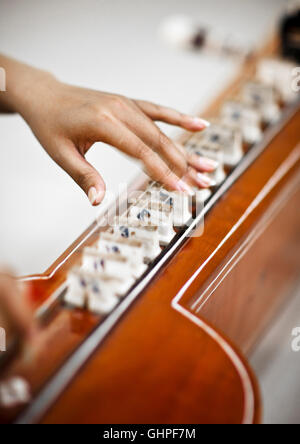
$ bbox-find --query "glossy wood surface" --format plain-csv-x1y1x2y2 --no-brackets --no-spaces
42,295,260,424
1,35,299,424
40,108,299,424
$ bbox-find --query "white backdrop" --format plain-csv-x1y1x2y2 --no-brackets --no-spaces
0,0,286,276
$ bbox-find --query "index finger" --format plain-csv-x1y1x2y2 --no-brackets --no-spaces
134,100,210,132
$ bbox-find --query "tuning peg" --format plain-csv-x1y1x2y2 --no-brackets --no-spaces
195,188,212,203
145,185,192,226
129,200,176,245
220,100,263,144
110,216,162,261
257,58,299,103
64,268,119,314
64,268,87,308
192,120,244,167
86,274,120,314
186,140,226,185
97,232,147,278
241,81,281,124
81,248,135,294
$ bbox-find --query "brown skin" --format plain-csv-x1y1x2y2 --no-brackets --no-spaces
0,272,35,341
0,54,215,333
0,54,216,206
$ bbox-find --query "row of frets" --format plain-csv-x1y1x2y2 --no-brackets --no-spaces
64,57,299,314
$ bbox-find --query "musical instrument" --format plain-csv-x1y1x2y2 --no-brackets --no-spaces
0,33,299,424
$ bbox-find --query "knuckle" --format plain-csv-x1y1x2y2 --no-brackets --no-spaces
136,143,151,160
110,95,127,111
163,166,174,180
157,133,188,175
158,131,171,150
153,103,162,114
97,110,113,124
76,169,95,190
177,160,188,177
187,166,195,177
86,102,104,121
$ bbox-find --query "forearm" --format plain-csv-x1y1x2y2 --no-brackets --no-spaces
0,54,55,116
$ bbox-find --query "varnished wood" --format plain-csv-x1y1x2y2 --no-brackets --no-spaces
42,300,260,424
1,34,299,424
39,107,299,425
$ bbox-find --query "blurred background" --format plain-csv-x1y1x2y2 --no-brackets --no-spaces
0,0,299,424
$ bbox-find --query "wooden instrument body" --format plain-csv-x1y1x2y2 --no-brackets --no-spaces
0,38,299,424
41,106,299,425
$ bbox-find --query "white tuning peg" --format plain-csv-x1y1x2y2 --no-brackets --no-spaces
195,188,212,204
129,200,176,245
257,58,299,104
87,272,130,302
110,216,162,261
186,138,226,185
207,164,226,186
81,248,135,294
144,185,174,207
193,120,244,167
220,100,263,145
169,191,192,227
64,268,87,308
0,377,31,408
97,232,147,278
64,268,119,314
241,81,281,124
145,185,192,227
86,274,120,314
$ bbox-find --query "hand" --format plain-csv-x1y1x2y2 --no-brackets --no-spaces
0,271,35,343
0,56,217,205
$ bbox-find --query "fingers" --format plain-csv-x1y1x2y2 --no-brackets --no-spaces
95,117,194,194
121,107,188,178
0,273,35,340
174,142,218,173
185,167,216,188
186,152,219,172
135,100,210,132
50,139,106,206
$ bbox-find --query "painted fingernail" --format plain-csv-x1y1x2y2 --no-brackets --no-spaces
196,157,219,171
190,117,211,129
88,187,100,206
196,173,216,188
176,179,195,196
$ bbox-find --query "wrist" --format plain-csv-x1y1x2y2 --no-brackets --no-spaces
0,55,58,118
10,68,58,120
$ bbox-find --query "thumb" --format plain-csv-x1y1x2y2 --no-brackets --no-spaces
54,142,106,206
74,158,106,206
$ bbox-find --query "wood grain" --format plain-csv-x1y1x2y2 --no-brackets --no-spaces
40,108,299,424
1,34,299,424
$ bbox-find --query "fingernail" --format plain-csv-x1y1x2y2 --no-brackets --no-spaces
88,187,101,206
196,157,219,171
196,173,216,188
176,179,195,196
190,117,211,129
